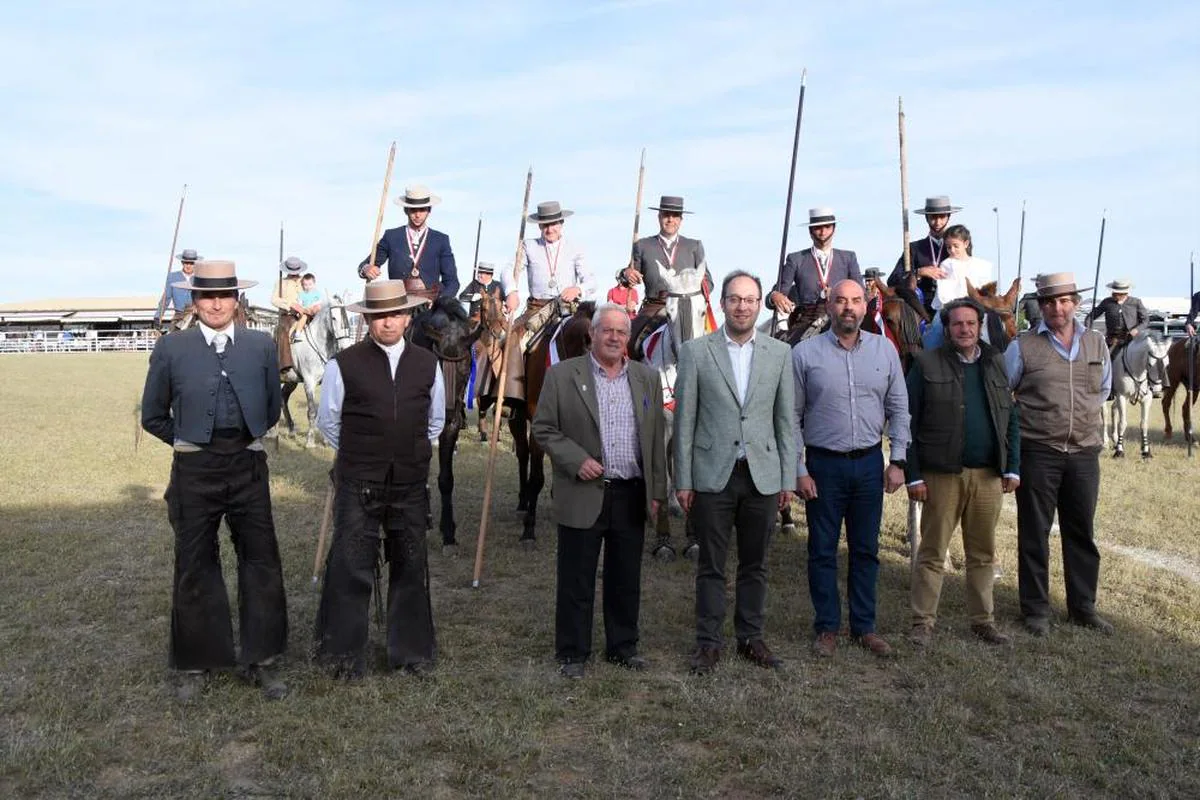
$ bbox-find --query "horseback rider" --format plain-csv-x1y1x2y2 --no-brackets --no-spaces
272,256,308,378
767,207,862,344
1085,278,1147,357
617,195,712,356
887,195,963,318
499,201,595,399
156,248,201,332
358,185,460,302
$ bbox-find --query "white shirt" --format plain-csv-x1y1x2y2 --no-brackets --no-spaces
500,236,594,302
316,337,446,450
933,256,994,310
723,326,755,459
197,321,235,347
176,321,259,451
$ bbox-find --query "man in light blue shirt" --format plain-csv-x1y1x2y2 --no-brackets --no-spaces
156,248,201,330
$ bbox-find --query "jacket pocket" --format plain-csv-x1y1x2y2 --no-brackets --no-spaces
1086,361,1103,394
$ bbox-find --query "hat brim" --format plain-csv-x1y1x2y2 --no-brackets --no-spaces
914,207,962,215
1037,285,1092,300
1106,282,1132,291
807,220,837,227
174,279,257,290
648,206,693,214
528,210,574,224
395,195,442,209
346,295,430,315
176,254,201,261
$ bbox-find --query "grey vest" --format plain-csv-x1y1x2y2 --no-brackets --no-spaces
1016,329,1106,452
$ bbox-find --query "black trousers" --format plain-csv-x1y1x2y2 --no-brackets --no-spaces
555,480,646,663
1015,443,1102,619
315,477,435,671
166,448,288,671
693,461,778,647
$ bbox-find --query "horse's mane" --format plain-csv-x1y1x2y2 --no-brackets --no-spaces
575,300,596,319
888,299,922,349
427,294,468,322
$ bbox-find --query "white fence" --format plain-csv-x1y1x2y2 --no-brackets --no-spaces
0,329,158,354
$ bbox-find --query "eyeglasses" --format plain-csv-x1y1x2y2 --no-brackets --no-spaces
723,295,761,307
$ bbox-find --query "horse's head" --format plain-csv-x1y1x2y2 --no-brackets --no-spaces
1145,332,1171,397
327,293,354,353
658,265,710,343
413,295,474,363
966,278,1020,347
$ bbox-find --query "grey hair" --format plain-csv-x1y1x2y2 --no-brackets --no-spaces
591,303,631,331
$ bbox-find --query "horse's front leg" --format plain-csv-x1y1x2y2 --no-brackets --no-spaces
1139,393,1153,458
280,382,298,435
509,406,530,513
1112,397,1126,458
437,422,459,547
521,437,545,545
1185,389,1195,445
1162,384,1177,441
303,378,320,448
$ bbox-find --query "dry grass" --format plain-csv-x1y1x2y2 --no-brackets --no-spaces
1,353,1198,798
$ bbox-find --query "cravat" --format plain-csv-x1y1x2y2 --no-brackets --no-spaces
213,332,228,355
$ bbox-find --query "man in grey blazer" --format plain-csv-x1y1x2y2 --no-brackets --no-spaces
141,260,288,701
533,304,667,679
674,271,797,674
767,207,862,345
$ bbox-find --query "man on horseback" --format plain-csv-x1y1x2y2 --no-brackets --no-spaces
155,248,200,332
887,195,963,318
272,256,308,378
314,280,444,679
358,185,459,301
499,201,595,400
618,195,711,357
1085,278,1147,357
767,207,862,345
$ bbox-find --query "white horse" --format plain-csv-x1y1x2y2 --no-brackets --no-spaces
641,264,712,560
1105,330,1170,459
280,293,354,448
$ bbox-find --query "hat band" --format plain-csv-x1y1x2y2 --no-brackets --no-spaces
537,215,563,223
405,196,431,206
364,294,407,309
923,205,953,213
810,215,836,225
191,276,240,290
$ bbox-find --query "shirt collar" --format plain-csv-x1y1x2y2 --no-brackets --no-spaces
1035,318,1083,344
373,336,406,358
659,232,678,246
955,344,982,363
198,321,235,345
722,326,756,348
824,327,862,351
589,352,628,377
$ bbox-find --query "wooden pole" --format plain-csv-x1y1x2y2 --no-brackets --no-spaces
1189,251,1195,459
898,98,913,279
312,482,335,586
153,184,188,326
631,148,647,246
992,206,1001,285
473,167,533,589
1089,211,1107,317
1015,201,1027,315
471,213,483,275
365,142,397,282
771,70,807,336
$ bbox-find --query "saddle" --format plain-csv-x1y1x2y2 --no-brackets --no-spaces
783,303,828,346
516,298,563,356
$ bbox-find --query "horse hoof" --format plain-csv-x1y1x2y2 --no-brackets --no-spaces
478,432,488,443
1112,450,1124,459
1141,452,1153,460
683,542,700,561
518,537,537,551
652,544,676,563
782,523,797,536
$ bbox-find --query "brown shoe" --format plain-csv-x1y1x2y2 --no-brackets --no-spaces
855,632,894,658
811,631,837,658
907,624,933,647
736,639,783,670
971,624,1012,646
690,645,721,675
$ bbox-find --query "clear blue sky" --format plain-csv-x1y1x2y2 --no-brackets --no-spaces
1,0,1196,306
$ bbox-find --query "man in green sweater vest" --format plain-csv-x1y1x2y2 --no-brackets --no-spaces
905,298,1021,646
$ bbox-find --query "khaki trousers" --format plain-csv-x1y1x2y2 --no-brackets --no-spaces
911,468,1003,627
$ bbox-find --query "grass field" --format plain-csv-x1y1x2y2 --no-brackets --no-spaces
2,352,1198,798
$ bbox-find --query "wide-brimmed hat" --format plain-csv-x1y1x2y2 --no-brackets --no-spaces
648,195,692,215
347,280,430,315
914,195,962,216
279,256,307,275
176,248,201,262
476,261,495,275
174,260,257,291
1035,272,1091,299
528,201,573,225
1106,278,1133,292
807,207,836,227
864,267,884,280
395,185,442,209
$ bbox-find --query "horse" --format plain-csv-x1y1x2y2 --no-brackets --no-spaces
477,293,595,544
872,278,928,373
635,266,713,561
965,278,1020,351
1104,330,1170,459
1162,336,1200,444
408,295,483,548
279,295,353,448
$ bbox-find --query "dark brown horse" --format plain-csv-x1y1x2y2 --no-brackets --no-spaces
477,295,595,543
871,278,928,372
1162,336,1200,444
409,296,483,547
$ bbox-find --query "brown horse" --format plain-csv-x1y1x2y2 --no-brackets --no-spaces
477,295,595,543
1162,336,1200,444
871,278,927,371
966,278,1020,350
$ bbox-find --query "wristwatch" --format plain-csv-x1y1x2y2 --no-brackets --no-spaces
889,459,907,470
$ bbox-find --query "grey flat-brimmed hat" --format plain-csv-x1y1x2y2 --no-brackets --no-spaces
395,185,442,209
807,207,836,227
476,262,495,274
279,256,307,275
1035,272,1091,299
914,196,962,216
1106,278,1133,292
528,201,573,225
174,260,257,290
649,195,693,214
176,248,201,262
347,280,430,315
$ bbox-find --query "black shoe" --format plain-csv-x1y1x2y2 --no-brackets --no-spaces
736,639,783,670
172,670,207,702
1068,611,1114,636
559,661,586,680
1022,616,1050,637
401,661,436,678
246,662,288,700
690,645,721,675
606,653,649,671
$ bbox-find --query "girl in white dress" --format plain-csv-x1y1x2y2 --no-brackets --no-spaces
923,225,994,348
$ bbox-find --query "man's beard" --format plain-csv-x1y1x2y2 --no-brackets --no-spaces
834,313,861,335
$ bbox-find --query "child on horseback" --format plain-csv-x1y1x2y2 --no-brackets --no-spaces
291,273,323,341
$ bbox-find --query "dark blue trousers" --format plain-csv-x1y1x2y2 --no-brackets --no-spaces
804,447,884,635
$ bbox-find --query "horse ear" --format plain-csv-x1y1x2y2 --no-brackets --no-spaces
966,278,979,299
1003,277,1021,304
874,278,890,297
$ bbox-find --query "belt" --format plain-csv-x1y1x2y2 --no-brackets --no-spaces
603,477,643,488
807,442,881,459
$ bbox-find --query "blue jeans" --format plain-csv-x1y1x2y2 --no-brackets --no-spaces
804,447,884,635
922,314,944,349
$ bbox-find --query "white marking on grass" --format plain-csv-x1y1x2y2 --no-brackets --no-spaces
1105,545,1200,584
